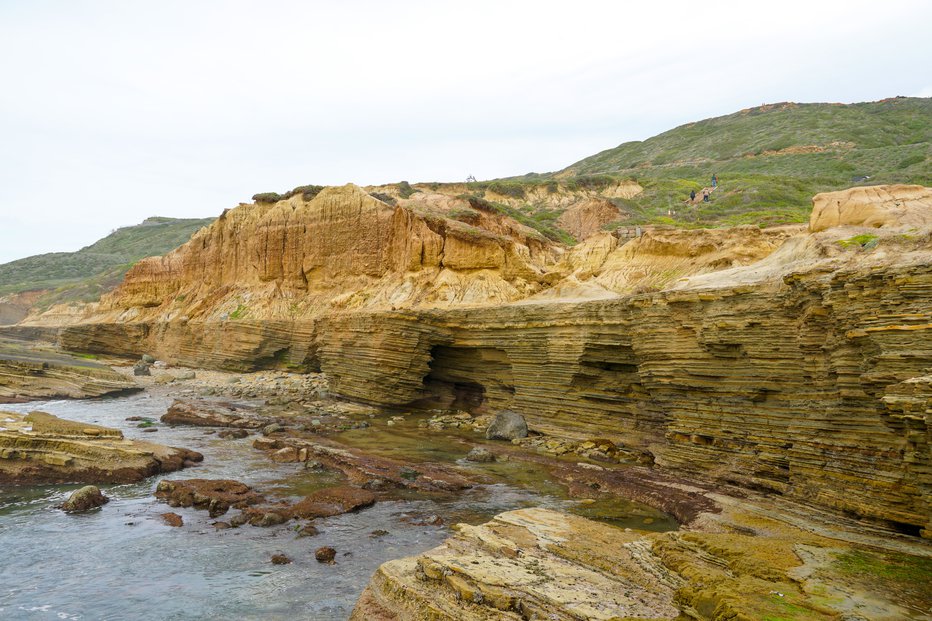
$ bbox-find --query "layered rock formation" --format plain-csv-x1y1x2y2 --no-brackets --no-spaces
352,508,682,620
0,411,202,484
0,336,135,403
9,185,931,537
809,184,932,232
353,506,932,621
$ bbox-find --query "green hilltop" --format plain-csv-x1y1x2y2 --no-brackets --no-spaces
497,96,931,229
0,216,214,305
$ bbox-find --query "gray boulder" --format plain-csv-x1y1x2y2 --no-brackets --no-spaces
141,354,156,364
133,361,151,376
485,410,528,441
60,485,109,512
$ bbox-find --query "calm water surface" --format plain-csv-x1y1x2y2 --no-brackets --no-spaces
0,393,578,620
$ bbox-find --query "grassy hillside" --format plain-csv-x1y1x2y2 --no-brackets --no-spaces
0,217,214,303
501,97,931,230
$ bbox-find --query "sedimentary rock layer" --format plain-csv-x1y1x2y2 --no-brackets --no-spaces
0,338,136,403
810,184,932,232
19,185,932,536
352,508,682,621
0,411,202,484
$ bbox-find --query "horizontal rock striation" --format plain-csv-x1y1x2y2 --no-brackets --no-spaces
352,508,682,620
315,259,932,536
0,411,202,484
17,184,932,536
0,358,135,403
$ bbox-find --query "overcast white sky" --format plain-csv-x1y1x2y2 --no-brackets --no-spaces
1,0,930,264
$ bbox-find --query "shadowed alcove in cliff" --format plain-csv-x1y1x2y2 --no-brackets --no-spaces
420,345,515,413
568,342,663,431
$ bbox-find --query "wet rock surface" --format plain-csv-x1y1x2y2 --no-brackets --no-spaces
155,479,265,518
60,485,109,512
485,410,528,441
0,411,202,485
0,336,136,403
161,399,266,429
315,546,336,564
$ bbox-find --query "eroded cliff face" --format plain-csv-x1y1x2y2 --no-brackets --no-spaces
809,184,932,232
86,185,562,323
21,185,932,537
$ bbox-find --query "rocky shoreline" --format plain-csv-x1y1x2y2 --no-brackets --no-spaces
2,355,931,619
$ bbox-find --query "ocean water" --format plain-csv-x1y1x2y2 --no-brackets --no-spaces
0,394,579,620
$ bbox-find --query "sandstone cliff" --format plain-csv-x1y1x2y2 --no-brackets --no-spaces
12,184,932,538
809,184,932,232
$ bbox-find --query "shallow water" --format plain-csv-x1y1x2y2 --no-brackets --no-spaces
0,394,579,620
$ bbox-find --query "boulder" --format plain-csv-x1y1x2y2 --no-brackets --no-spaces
315,546,337,564
465,446,496,463
141,354,156,364
161,399,264,429
271,553,292,565
133,361,151,376
60,485,109,512
160,512,183,527
485,410,528,441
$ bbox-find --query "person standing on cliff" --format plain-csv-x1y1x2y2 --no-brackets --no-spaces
703,191,710,202
711,174,718,188
690,189,696,202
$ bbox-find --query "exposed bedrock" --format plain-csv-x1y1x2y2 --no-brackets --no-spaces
0,411,203,485
50,258,932,537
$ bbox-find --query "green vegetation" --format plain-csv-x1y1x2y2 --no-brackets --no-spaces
252,192,282,203
0,217,214,303
838,233,879,248
397,181,418,199
832,549,932,611
511,97,931,230
427,99,931,236
461,195,576,245
228,304,248,320
369,192,397,206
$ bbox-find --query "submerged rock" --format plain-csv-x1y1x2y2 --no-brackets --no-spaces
315,547,336,564
465,446,496,463
160,512,183,527
60,485,109,512
271,553,292,565
485,410,528,441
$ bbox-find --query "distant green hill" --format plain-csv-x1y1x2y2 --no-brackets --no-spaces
0,216,214,305
501,97,931,229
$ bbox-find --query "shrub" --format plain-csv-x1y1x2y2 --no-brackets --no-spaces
370,192,397,206
252,192,282,203
485,182,526,199
283,185,325,201
398,181,418,199
897,154,925,169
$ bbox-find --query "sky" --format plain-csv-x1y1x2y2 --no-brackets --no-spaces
1,0,930,264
